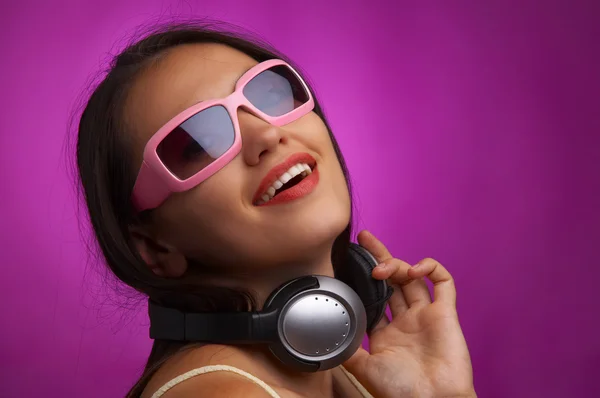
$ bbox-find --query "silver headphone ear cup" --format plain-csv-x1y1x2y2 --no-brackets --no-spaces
266,276,367,372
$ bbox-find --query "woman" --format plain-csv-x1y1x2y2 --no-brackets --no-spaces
76,20,475,398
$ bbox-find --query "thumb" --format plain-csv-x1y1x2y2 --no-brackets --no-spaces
342,345,370,379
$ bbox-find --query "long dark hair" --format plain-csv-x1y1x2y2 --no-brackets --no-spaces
73,19,354,397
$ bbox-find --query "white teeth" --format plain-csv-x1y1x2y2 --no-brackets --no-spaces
280,172,292,184
256,162,314,205
289,165,301,175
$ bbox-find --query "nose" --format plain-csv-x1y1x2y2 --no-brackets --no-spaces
238,108,285,166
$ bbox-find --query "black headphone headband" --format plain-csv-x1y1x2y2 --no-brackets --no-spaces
148,244,393,372
149,276,322,343
149,303,279,343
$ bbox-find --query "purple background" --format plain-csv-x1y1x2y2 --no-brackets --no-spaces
1,1,599,397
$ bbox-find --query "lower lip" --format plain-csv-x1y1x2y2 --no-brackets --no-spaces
258,166,320,207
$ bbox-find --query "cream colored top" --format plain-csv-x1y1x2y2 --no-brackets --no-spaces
150,364,373,398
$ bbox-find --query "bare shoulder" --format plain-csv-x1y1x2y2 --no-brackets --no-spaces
158,370,276,397
141,344,278,398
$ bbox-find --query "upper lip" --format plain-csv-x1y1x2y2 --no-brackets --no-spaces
253,152,317,204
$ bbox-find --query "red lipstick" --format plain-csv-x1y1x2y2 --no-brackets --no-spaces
253,152,319,206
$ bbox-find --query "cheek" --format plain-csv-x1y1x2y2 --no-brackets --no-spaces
327,154,352,221
307,129,352,224
154,168,249,257
299,115,351,209
316,131,348,190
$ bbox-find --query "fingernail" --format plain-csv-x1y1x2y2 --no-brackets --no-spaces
377,262,387,269
412,263,422,269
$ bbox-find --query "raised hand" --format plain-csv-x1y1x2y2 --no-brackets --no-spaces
343,230,476,398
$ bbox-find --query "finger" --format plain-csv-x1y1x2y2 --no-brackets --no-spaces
372,260,409,316
357,230,392,263
400,277,432,308
359,230,413,310
374,258,431,308
409,258,456,306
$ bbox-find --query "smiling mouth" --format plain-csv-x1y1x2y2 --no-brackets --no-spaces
254,162,315,205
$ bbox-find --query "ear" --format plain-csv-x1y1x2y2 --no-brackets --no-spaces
129,226,188,278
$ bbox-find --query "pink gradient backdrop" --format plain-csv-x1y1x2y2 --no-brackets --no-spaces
1,1,599,397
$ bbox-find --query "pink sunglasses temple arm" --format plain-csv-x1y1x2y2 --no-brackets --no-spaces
132,161,171,211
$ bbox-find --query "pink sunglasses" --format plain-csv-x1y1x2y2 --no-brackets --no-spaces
131,59,315,211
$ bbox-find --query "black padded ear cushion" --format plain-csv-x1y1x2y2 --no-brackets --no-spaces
335,243,393,332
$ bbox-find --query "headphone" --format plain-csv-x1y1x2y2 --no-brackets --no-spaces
148,243,393,372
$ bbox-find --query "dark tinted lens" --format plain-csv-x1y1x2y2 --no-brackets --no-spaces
243,65,309,117
157,105,234,180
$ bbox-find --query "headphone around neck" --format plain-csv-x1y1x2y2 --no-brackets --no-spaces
148,243,393,372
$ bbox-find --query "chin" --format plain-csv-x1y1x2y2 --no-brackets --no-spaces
293,198,351,249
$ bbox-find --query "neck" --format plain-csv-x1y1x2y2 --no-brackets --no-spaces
250,249,336,309
182,245,343,397
222,247,339,396
194,243,336,309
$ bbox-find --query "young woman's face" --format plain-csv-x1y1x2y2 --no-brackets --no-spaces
126,43,350,272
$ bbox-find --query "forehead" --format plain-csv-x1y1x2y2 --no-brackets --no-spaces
125,42,258,152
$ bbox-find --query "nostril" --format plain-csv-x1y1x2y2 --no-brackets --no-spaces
258,149,269,159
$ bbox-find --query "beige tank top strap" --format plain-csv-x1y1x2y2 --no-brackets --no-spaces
150,364,281,398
